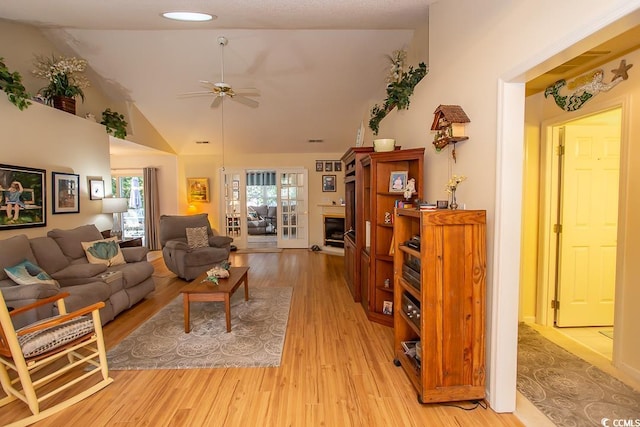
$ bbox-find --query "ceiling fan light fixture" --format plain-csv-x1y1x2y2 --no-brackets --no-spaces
162,12,215,22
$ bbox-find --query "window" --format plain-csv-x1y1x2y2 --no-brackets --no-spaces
111,174,145,242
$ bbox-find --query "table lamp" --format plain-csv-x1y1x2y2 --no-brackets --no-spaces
102,197,128,239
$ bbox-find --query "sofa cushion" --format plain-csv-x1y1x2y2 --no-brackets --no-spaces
81,238,126,267
109,262,154,289
4,260,58,286
0,235,37,280
209,235,233,248
121,246,149,263
48,224,103,260
29,236,70,274
186,226,209,249
50,263,108,286
254,205,268,218
159,214,212,245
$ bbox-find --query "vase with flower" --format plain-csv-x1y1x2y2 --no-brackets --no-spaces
445,174,466,210
32,54,90,115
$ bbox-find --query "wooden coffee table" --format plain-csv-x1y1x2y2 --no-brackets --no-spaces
181,266,249,333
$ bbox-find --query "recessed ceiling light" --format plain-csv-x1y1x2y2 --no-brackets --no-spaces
307,139,324,143
162,12,215,22
195,140,210,144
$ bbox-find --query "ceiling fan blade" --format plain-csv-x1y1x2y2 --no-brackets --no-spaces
234,88,261,97
232,95,259,108
178,91,214,97
210,96,223,108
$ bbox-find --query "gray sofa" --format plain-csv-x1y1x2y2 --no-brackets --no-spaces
247,205,277,235
0,224,155,327
159,213,233,281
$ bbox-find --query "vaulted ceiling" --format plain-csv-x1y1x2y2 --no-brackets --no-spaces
0,1,434,156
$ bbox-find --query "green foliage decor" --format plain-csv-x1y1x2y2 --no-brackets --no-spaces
32,54,89,102
101,108,128,139
369,61,428,135
0,57,31,110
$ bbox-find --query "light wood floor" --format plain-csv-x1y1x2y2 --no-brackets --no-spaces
3,250,524,426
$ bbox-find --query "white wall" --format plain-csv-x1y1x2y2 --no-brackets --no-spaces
377,0,640,412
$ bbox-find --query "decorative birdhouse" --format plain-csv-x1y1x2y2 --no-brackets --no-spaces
431,105,470,151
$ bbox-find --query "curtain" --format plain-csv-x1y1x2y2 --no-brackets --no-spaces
143,167,161,250
246,171,276,186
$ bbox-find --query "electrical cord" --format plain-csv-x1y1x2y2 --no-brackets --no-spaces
440,399,487,411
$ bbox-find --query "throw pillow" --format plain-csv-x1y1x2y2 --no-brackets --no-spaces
186,226,209,249
4,260,58,286
81,238,126,267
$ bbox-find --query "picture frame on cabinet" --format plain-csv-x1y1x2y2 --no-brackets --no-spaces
52,172,79,214
89,179,104,200
0,164,46,229
383,300,393,315
389,171,408,192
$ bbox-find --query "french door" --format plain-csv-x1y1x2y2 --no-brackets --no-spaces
219,168,308,249
111,172,145,243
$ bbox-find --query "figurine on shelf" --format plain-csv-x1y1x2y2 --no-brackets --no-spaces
384,211,392,224
404,178,416,200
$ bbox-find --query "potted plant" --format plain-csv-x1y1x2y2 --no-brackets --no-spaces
101,108,128,139
0,57,31,110
368,50,428,135
32,54,89,114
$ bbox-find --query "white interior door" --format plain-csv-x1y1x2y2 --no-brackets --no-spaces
219,169,247,249
277,168,308,249
556,110,620,327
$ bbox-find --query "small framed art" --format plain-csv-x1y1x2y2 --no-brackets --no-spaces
315,161,323,172
89,179,104,200
324,161,333,172
52,172,80,214
187,177,210,203
322,175,336,192
389,171,408,192
334,161,342,172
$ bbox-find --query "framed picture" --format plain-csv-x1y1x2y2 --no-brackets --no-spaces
334,161,342,172
89,179,104,200
187,177,210,203
322,175,336,192
0,163,46,229
232,180,239,190
383,300,393,315
437,200,449,209
315,161,323,172
52,172,80,214
389,171,408,192
324,161,333,172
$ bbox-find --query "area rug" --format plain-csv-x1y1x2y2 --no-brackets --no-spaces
107,287,292,370
517,323,640,426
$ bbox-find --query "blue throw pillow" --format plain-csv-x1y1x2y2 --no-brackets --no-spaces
4,260,59,286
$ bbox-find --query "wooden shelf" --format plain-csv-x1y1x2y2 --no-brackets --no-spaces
393,208,487,403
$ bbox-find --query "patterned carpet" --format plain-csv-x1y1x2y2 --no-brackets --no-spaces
107,287,292,369
517,323,640,426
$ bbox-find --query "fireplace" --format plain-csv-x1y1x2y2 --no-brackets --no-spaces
323,215,345,248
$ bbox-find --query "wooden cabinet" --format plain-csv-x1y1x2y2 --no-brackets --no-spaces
360,148,424,326
341,147,374,301
392,208,486,403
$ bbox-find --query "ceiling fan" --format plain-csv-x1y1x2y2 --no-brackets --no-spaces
181,36,260,108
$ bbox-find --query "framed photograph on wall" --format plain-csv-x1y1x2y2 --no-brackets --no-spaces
322,175,336,192
324,161,333,172
89,179,104,200
52,172,80,214
0,163,46,229
315,161,323,172
389,171,408,192
334,161,342,172
187,177,210,203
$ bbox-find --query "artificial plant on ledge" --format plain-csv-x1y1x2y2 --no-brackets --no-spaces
101,108,128,139
369,50,428,135
0,57,31,110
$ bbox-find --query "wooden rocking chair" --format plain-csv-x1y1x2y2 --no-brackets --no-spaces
0,291,113,426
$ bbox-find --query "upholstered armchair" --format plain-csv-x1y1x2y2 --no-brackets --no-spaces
159,214,233,281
